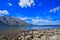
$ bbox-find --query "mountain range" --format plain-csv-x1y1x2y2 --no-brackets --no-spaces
0,16,31,26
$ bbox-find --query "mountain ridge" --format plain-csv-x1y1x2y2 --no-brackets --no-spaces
0,16,31,26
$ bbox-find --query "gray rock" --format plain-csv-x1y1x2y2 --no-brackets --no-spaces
48,36,58,40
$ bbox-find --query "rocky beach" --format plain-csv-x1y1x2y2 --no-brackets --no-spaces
0,28,60,40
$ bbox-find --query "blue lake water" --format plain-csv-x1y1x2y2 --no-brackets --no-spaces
0,25,60,31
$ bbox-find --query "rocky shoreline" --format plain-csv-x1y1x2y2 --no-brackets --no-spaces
0,28,60,40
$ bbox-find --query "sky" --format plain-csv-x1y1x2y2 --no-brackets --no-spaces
0,0,60,25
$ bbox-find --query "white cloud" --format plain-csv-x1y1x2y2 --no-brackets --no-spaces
31,19,49,25
0,10,9,16
32,19,49,23
18,16,40,21
18,0,35,8
18,16,60,25
18,17,28,20
32,19,60,25
8,3,12,6
35,16,40,19
49,6,60,13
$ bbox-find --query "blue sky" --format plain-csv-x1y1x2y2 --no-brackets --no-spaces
0,0,60,25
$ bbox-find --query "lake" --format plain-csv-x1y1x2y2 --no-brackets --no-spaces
0,25,60,31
